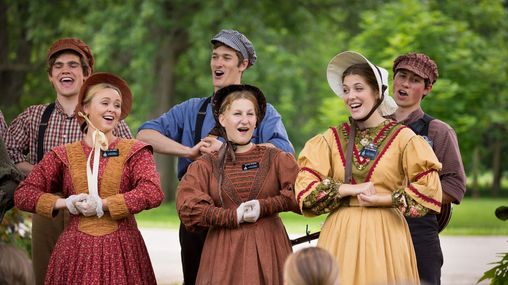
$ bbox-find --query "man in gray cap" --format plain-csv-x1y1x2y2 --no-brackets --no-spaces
137,29,293,285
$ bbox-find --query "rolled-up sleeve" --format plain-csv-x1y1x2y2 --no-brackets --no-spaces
137,100,193,141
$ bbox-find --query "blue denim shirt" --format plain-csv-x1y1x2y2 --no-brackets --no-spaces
138,96,294,179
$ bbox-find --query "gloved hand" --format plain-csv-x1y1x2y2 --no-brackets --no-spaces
64,194,88,215
236,202,247,225
243,200,260,223
75,195,104,218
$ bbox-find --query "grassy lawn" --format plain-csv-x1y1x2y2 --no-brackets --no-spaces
441,198,508,235
136,198,508,235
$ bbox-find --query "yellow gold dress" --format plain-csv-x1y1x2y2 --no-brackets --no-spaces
295,121,442,285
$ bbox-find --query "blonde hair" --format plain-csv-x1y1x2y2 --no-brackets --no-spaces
80,83,122,133
284,247,340,285
82,83,122,106
0,243,35,285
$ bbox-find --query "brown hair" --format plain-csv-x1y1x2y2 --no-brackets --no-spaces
0,243,35,285
47,50,92,77
284,247,340,285
342,63,379,95
393,68,432,88
212,42,245,68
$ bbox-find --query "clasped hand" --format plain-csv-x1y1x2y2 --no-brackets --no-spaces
236,200,260,224
65,194,104,217
351,182,391,207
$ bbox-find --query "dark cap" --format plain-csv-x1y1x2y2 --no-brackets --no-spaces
47,38,95,73
75,72,132,128
393,52,439,84
210,84,266,136
211,29,257,67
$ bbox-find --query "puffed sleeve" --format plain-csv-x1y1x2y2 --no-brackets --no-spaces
258,151,300,216
107,145,164,220
395,135,443,216
14,150,64,218
176,158,238,231
295,132,342,217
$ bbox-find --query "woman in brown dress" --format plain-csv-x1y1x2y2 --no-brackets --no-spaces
176,84,299,285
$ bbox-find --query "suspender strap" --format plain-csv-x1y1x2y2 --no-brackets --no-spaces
194,97,211,145
408,113,434,136
37,103,55,163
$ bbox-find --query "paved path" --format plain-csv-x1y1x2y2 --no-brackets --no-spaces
140,228,508,285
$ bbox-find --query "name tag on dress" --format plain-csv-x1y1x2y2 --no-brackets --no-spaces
242,162,259,171
360,144,378,160
102,149,120,158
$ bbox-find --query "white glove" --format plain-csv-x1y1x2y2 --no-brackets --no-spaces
75,195,104,217
236,202,247,225
243,200,260,223
64,194,88,215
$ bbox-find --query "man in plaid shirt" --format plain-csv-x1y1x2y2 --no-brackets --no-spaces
3,38,132,285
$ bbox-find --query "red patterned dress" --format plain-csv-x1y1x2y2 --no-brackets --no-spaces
177,145,299,285
15,139,163,285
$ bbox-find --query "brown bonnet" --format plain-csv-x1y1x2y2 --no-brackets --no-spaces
210,84,266,137
75,72,132,129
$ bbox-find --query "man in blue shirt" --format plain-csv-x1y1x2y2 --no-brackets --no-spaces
137,29,293,285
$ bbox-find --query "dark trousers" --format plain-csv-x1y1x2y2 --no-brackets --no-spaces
406,214,443,285
179,223,208,285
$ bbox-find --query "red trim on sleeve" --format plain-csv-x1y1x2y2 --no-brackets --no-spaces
414,169,437,182
300,167,322,182
408,184,442,207
297,180,318,204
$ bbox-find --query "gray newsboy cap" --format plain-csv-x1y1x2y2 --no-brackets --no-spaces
211,29,257,68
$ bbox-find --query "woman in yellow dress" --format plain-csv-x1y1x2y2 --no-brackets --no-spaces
295,51,442,285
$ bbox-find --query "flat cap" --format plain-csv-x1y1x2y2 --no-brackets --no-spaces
47,38,94,73
211,29,256,67
393,52,438,84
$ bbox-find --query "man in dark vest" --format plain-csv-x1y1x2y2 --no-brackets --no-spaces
137,29,294,285
4,38,132,285
392,52,467,285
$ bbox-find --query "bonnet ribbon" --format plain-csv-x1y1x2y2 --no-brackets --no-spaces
78,112,108,217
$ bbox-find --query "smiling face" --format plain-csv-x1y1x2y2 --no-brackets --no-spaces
48,52,88,98
393,69,432,110
82,86,122,135
211,45,248,92
342,74,379,121
218,96,257,147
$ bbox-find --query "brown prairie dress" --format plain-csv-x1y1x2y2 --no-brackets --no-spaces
177,145,299,285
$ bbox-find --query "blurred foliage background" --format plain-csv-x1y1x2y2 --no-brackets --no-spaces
2,0,508,199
